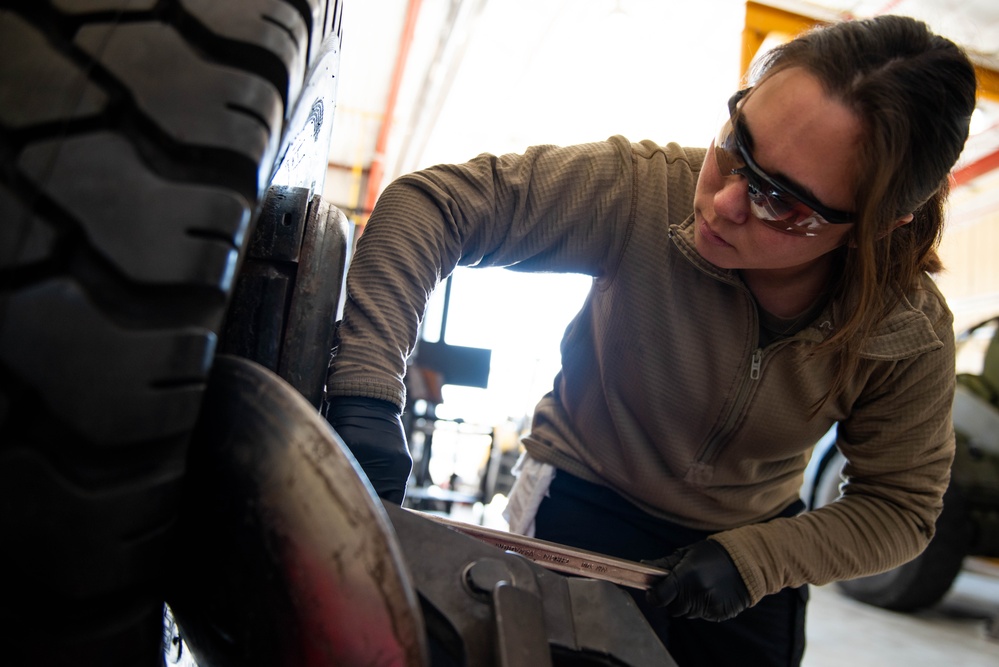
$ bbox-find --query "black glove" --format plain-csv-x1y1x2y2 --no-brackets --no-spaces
645,539,751,622
325,396,412,505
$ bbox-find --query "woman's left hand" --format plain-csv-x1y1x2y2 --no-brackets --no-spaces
644,540,751,622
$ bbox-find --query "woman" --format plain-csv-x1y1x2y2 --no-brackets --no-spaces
325,15,977,666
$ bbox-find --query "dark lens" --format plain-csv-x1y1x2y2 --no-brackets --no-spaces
716,107,842,236
747,181,798,220
733,118,853,225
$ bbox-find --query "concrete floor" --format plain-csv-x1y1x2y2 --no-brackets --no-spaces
804,560,999,666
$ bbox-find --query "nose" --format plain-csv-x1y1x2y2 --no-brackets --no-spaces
713,174,751,225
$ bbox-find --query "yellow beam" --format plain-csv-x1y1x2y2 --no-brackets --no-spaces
976,64,999,103
741,1,826,78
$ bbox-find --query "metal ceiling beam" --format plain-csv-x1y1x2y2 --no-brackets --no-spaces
390,0,489,182
361,0,424,229
954,150,999,187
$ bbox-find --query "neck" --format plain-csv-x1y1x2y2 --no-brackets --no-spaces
741,255,836,318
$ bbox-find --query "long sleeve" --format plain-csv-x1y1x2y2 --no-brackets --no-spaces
712,289,956,603
326,138,640,408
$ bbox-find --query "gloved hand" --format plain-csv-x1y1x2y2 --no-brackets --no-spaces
325,396,412,505
645,539,751,622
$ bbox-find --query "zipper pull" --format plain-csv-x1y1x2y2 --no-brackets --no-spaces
750,348,762,380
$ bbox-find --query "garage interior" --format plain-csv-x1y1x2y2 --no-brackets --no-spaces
315,1,999,665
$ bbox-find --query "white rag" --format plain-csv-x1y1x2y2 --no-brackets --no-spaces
502,452,556,537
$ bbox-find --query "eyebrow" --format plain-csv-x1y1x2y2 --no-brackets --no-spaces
735,115,827,206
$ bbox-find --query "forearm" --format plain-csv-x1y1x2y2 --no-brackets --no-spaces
327,181,456,408
714,414,955,604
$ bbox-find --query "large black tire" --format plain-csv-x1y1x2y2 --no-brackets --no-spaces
0,2,342,665
814,450,973,611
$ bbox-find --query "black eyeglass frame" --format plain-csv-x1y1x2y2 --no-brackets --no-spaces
723,88,855,226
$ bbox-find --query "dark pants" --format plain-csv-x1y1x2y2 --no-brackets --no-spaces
534,471,808,667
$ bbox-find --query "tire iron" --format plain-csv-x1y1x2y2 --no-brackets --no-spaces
410,510,669,590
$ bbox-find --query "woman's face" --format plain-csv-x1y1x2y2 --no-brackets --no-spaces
693,67,862,275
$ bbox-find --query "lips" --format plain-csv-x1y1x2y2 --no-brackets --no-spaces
698,219,732,248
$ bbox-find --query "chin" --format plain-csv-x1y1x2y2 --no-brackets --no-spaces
693,237,730,269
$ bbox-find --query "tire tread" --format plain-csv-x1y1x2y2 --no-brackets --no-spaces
0,2,340,664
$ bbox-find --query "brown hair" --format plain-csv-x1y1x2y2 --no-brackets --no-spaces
751,15,977,407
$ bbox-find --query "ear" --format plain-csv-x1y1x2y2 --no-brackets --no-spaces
848,214,915,247
871,214,915,242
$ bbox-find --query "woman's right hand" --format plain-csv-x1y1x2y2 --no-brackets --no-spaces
325,396,412,504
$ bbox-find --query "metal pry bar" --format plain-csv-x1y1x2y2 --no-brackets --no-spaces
410,510,669,590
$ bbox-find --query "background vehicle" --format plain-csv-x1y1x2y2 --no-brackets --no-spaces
802,317,999,612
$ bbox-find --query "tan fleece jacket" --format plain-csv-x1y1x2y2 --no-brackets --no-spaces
327,137,956,604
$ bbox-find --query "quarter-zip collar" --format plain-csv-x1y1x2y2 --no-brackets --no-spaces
668,216,945,360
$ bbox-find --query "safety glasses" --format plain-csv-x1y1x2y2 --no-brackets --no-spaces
714,89,855,237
